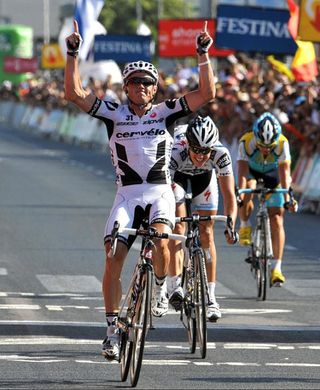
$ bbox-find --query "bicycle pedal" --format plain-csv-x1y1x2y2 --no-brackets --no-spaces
244,257,252,264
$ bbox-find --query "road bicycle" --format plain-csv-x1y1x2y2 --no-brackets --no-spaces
176,193,234,359
237,180,294,301
109,220,185,388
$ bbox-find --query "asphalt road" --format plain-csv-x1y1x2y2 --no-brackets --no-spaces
0,124,320,389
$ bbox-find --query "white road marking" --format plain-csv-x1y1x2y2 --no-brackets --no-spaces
45,305,90,311
284,244,297,250
36,275,101,292
143,359,190,365
266,363,320,367
0,337,100,345
224,343,277,349
0,304,41,310
0,268,8,275
217,362,260,366
222,308,291,314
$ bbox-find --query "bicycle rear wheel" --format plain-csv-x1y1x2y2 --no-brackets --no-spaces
182,263,196,354
194,249,207,359
129,266,152,387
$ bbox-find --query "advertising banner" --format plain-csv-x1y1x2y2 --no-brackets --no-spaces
41,43,65,69
4,57,38,73
216,5,297,55
0,25,33,84
298,0,320,42
93,34,151,63
158,19,234,57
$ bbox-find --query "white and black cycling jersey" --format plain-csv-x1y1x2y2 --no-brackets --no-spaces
88,97,191,187
170,124,233,177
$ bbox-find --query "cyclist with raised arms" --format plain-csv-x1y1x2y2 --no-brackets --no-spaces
168,115,238,321
64,20,216,360
237,112,298,287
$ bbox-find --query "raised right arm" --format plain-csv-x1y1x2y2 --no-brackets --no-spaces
64,20,96,113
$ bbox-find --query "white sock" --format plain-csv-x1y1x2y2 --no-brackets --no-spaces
270,259,281,271
208,282,217,304
240,220,251,228
167,275,181,296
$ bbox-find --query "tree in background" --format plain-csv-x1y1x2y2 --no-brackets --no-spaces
99,0,194,38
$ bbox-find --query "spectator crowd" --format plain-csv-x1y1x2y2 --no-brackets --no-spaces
1,52,319,171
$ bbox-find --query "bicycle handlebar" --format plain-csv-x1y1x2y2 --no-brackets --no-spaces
175,215,228,223
108,222,186,258
237,187,289,195
118,226,186,243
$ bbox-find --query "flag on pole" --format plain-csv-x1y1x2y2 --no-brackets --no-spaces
287,0,318,82
74,0,105,61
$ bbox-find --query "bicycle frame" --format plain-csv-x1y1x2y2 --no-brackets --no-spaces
109,222,185,387
176,193,227,358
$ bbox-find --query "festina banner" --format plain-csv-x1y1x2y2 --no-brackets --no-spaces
93,34,151,63
216,5,297,55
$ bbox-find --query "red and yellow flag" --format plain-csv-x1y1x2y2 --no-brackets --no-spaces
287,0,319,82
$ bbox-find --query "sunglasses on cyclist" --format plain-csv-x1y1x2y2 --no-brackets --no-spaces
189,144,212,155
256,141,276,150
126,77,156,87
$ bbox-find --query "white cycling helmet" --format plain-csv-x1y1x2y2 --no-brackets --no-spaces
122,61,159,84
253,112,282,147
186,115,219,148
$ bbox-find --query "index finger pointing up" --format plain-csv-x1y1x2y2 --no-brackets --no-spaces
74,19,79,33
203,20,207,32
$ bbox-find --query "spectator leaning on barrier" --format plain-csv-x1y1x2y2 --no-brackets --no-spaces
64,19,216,361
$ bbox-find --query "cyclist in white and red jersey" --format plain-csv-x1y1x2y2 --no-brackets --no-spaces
64,20,216,361
237,112,298,287
168,115,238,321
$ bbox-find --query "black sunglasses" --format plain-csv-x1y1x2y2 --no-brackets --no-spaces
189,144,212,155
126,77,155,86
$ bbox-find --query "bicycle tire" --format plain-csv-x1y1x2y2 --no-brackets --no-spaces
260,218,268,301
182,264,196,354
120,330,133,382
194,249,207,359
129,266,152,387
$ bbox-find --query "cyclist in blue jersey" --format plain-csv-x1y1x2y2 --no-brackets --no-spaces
237,112,298,286
64,20,216,360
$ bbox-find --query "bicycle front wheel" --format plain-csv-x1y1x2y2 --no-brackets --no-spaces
260,219,268,301
182,263,196,354
194,249,207,359
129,266,152,387
120,330,133,382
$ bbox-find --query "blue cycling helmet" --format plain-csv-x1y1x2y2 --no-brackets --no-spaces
253,112,282,147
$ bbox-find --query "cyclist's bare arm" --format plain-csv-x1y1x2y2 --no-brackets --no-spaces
184,21,216,112
219,175,238,244
278,161,292,203
237,160,250,191
64,20,96,112
279,161,298,212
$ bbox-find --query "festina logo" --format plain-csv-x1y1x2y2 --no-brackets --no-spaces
217,18,291,38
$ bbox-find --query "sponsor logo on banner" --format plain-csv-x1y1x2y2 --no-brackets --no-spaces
94,34,151,62
158,19,234,57
41,44,65,69
4,57,38,73
216,5,297,55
